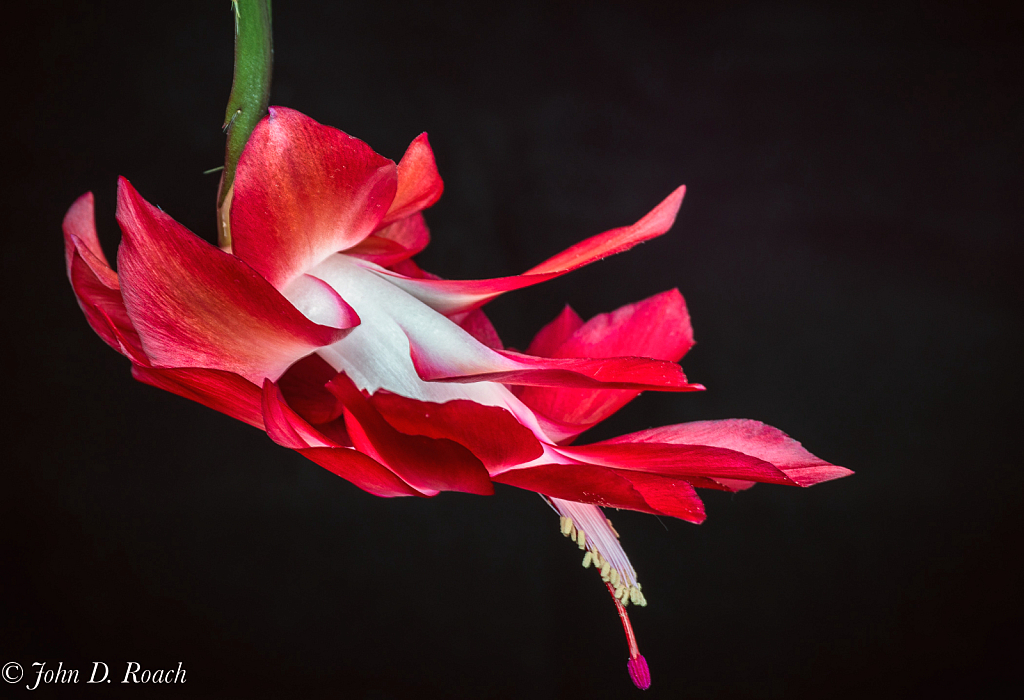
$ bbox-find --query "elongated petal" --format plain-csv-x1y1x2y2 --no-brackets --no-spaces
602,419,852,486
115,178,353,383
412,343,703,392
261,381,421,497
494,463,706,523
326,373,494,496
454,308,504,350
133,366,264,429
369,392,543,469
230,107,398,288
345,213,430,267
557,443,797,485
365,186,686,315
381,133,444,225
518,290,694,430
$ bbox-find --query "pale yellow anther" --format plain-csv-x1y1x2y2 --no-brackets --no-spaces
560,516,573,536
629,586,641,606
609,568,620,587
600,561,611,580
577,530,586,549
570,527,578,543
582,551,593,568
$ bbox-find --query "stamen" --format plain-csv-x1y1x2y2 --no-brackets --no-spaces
605,581,651,690
577,530,586,549
560,516,573,536
582,551,593,568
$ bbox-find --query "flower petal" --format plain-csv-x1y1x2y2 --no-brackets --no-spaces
363,185,686,315
380,133,444,226
369,392,543,469
63,193,141,358
115,177,353,383
326,373,495,496
411,343,703,392
345,213,430,267
132,365,265,429
525,304,583,357
601,419,852,486
230,107,398,289
494,463,706,523
261,380,422,498
277,353,344,425
518,290,695,431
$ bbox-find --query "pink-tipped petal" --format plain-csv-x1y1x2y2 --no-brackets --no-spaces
133,366,265,430
518,290,694,430
369,392,543,469
230,107,398,289
282,274,361,330
603,419,852,486
346,212,431,267
453,308,504,350
364,186,686,315
381,133,444,225
261,381,422,498
326,373,495,496
115,177,352,384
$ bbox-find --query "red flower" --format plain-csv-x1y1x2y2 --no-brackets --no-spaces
64,107,851,688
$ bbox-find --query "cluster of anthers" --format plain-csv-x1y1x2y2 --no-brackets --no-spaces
551,499,651,689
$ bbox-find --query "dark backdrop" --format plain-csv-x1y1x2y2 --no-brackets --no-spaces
3,1,1022,698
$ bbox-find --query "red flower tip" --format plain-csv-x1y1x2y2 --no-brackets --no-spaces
627,654,651,690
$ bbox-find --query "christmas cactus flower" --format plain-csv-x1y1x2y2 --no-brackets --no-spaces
65,106,850,689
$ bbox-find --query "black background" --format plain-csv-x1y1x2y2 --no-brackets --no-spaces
3,1,1022,698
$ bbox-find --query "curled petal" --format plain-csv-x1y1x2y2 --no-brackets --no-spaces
602,419,852,486
326,373,495,496
115,177,352,384
381,133,444,225
63,194,140,358
231,107,398,289
365,185,686,315
277,353,344,425
261,381,421,498
133,366,264,430
518,290,695,431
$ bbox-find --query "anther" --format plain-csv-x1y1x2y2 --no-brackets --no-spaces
582,551,593,568
560,516,573,536
577,530,586,549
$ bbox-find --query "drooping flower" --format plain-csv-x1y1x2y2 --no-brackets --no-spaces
64,106,851,689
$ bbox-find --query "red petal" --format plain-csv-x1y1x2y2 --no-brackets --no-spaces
381,133,444,225
411,343,703,392
525,305,583,357
557,443,798,485
230,107,398,289
518,290,695,430
602,419,853,486
277,353,344,425
346,213,430,267
453,308,504,350
326,373,495,496
369,392,543,469
132,365,265,429
261,380,421,497
365,186,686,315
494,463,706,523
115,177,352,383
63,193,141,358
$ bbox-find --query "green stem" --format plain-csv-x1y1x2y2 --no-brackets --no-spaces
218,0,273,248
